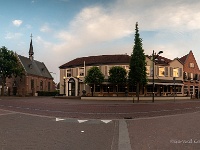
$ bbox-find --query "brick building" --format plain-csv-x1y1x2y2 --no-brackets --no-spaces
5,36,55,96
59,54,184,97
179,51,200,98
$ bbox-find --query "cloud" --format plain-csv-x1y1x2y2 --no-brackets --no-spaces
5,32,23,39
37,0,200,70
40,24,51,33
27,0,200,84
12,20,23,27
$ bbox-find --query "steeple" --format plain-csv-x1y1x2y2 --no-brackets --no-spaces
29,34,34,61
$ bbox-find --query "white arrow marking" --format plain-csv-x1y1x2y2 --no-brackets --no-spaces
101,120,112,124
78,120,88,123
56,118,65,122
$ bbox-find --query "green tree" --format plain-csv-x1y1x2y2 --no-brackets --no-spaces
128,22,147,102
0,46,24,95
108,66,127,96
84,66,104,96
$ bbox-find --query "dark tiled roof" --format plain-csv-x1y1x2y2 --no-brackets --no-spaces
18,55,52,79
148,55,171,65
156,55,171,64
179,54,188,64
59,54,131,69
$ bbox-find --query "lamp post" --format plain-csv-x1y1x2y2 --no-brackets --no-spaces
63,76,66,96
152,50,163,102
77,75,80,96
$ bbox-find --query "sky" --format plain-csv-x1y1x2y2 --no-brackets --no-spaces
1,0,200,83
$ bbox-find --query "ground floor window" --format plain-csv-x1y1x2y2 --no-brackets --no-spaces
108,86,113,92
175,86,182,93
95,85,101,92
129,85,136,92
48,82,50,91
190,86,194,94
118,85,125,92
184,85,188,94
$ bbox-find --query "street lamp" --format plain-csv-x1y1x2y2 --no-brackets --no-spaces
63,76,66,96
152,50,163,102
77,75,80,96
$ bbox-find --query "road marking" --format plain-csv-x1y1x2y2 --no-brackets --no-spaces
78,120,88,123
0,112,17,116
118,120,132,150
56,118,65,121
101,120,112,124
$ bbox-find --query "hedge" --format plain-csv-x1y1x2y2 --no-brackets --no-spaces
37,91,59,96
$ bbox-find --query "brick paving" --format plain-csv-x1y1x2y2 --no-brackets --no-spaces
0,97,200,149
0,96,200,119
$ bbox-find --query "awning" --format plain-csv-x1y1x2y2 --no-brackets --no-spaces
148,82,183,85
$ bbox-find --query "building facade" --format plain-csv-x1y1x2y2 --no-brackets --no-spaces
4,37,55,96
59,53,197,97
179,51,200,98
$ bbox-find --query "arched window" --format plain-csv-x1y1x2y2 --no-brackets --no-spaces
40,80,43,91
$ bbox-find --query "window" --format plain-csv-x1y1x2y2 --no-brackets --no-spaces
146,66,150,76
103,85,108,92
190,86,194,94
188,73,193,80
173,68,179,77
108,86,113,92
118,85,125,92
95,85,101,92
79,67,84,76
194,74,198,80
146,85,153,92
158,67,165,76
48,82,51,91
184,86,188,94
176,86,182,93
129,85,136,92
31,79,34,89
67,69,71,77
40,81,43,90
189,63,194,68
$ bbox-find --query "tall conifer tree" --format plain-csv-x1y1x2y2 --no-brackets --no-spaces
128,22,147,102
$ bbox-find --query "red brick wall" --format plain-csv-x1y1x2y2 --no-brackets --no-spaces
6,74,55,96
183,51,200,95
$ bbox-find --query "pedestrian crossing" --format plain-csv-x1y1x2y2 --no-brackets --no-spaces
55,118,112,124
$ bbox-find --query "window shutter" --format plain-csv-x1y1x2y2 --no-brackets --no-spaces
150,66,153,76
156,66,159,75
179,68,182,77
71,68,73,76
76,68,78,77
105,66,107,76
170,67,173,77
165,67,168,76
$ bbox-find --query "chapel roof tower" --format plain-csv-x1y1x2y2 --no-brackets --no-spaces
29,34,34,61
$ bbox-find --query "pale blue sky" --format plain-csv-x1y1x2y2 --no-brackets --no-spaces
1,0,200,83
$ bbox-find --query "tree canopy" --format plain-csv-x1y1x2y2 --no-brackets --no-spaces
84,66,104,85
128,22,147,101
108,66,127,96
108,66,127,85
0,46,24,95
